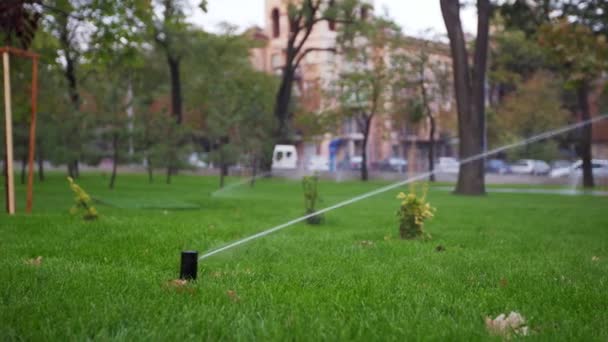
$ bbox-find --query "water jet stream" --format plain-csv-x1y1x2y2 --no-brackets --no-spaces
199,115,608,261
211,171,272,197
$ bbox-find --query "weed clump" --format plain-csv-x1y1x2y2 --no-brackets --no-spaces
67,177,99,221
396,183,435,239
302,175,323,225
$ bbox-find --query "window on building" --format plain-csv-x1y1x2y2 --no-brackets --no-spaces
361,6,369,21
328,0,336,31
271,53,282,69
392,145,400,158
271,8,280,38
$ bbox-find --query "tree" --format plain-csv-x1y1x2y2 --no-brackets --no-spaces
497,0,555,38
539,20,608,188
143,0,207,180
488,27,547,105
393,40,452,182
130,51,173,184
496,1,608,188
273,0,365,143
562,0,608,36
331,16,401,181
490,72,570,161
40,0,93,178
440,0,491,195
0,0,41,49
186,27,277,188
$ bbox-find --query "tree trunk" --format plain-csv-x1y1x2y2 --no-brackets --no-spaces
166,127,174,185
166,163,172,184
577,80,594,188
20,154,27,185
74,160,79,178
67,161,76,179
37,153,44,182
219,148,228,188
250,155,258,187
60,24,83,178
109,133,118,189
274,65,295,143
167,56,182,125
428,115,437,182
360,117,372,181
420,72,436,182
146,157,154,184
441,0,489,195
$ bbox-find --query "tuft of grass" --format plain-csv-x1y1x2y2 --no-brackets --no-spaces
1,173,607,340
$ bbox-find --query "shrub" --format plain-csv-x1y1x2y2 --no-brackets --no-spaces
396,184,435,239
302,175,323,225
67,177,99,221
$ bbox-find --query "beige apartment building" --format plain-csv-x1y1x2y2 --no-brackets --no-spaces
249,0,457,171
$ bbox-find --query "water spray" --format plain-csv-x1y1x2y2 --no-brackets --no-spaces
185,115,607,266
211,170,272,197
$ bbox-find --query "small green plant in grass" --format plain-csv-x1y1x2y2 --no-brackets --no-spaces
396,183,435,239
302,175,323,225
67,177,99,221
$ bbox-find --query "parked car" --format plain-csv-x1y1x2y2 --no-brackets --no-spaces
188,153,208,168
549,161,576,178
485,159,510,174
510,159,550,175
272,145,298,170
377,157,407,172
550,159,608,178
573,160,608,177
307,155,330,171
436,157,459,174
551,160,573,170
350,156,363,170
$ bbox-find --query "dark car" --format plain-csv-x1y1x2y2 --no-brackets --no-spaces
485,159,510,174
376,158,407,172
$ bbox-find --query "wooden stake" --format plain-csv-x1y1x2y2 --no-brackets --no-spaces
26,56,38,213
3,52,15,215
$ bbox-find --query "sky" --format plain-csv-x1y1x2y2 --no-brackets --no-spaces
188,0,479,39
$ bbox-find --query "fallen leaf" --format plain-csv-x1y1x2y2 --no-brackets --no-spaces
226,290,240,302
168,279,188,287
486,311,529,337
164,279,196,295
499,278,508,288
25,256,43,266
358,240,374,247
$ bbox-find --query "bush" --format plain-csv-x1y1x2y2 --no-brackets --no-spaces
67,177,99,221
302,175,323,225
396,184,435,239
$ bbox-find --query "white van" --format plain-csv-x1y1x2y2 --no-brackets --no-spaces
272,145,298,170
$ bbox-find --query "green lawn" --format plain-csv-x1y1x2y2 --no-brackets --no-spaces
1,173,607,340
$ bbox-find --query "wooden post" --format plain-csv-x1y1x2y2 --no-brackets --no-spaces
3,51,15,215
26,56,38,213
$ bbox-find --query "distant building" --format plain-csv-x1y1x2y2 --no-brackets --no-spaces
248,0,458,171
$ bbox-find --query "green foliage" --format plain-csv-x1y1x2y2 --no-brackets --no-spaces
325,15,402,180
396,184,435,239
302,175,323,225
539,20,608,87
489,28,547,91
186,27,277,180
67,177,99,220
489,72,569,161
